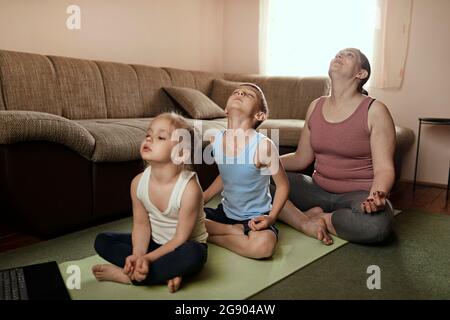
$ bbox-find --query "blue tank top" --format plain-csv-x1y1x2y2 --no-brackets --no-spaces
212,130,272,221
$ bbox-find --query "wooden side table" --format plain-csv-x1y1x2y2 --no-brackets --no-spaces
413,118,450,202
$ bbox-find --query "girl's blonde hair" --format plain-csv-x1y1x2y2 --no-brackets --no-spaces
143,112,197,171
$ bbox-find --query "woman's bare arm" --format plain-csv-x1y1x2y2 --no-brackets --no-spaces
280,99,319,171
360,100,396,214
368,100,396,196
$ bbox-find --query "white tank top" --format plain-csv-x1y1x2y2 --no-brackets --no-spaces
136,166,208,245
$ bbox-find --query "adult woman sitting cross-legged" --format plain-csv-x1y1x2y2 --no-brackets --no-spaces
277,48,396,245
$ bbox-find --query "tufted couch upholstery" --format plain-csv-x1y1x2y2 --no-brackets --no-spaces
0,49,414,237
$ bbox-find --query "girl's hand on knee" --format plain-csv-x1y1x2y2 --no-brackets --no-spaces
123,254,139,277
361,191,387,214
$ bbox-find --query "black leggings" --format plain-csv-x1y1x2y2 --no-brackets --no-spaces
273,173,394,244
94,232,208,285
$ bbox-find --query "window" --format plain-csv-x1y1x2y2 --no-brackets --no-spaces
261,0,378,77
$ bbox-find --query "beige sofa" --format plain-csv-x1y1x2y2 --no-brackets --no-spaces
0,49,414,237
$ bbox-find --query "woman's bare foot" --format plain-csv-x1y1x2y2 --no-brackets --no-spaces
92,264,131,284
304,207,324,219
167,276,182,293
300,217,333,245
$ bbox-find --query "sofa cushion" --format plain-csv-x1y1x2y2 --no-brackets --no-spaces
0,50,62,115
210,79,243,109
0,111,95,159
225,74,331,120
95,61,145,118
0,83,4,110
202,117,305,147
163,68,223,95
190,70,225,95
48,56,107,120
163,87,226,119
163,68,197,89
395,125,415,153
75,118,229,162
75,119,148,162
131,65,176,117
257,119,305,147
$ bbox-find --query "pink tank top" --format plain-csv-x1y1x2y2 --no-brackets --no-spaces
308,96,375,193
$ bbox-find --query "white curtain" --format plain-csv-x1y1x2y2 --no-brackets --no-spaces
371,0,413,89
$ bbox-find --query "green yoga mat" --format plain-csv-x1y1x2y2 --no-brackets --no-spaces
58,195,347,299
59,227,347,300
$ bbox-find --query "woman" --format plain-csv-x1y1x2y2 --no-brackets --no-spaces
278,48,396,245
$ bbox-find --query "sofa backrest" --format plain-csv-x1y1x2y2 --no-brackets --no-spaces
0,49,330,120
0,49,224,120
225,74,330,120
0,51,63,115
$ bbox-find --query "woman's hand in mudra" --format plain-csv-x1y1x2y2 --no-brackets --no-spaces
361,191,388,214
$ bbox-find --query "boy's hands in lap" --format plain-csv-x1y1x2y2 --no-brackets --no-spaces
248,215,275,231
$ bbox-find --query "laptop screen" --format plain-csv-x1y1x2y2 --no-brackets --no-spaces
1,261,71,300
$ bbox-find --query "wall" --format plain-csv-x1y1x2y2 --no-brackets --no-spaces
370,0,450,185
222,0,260,74
0,0,224,72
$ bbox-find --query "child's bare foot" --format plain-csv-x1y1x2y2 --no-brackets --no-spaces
300,217,333,245
304,207,324,218
231,223,245,235
167,276,182,293
92,264,131,284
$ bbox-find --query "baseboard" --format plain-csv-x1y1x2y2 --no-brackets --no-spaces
400,179,448,189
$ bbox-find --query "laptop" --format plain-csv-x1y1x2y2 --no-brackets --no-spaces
0,261,71,300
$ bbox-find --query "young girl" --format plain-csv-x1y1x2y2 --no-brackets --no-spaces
92,113,208,293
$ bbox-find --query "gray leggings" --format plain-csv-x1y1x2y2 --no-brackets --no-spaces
278,172,394,244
